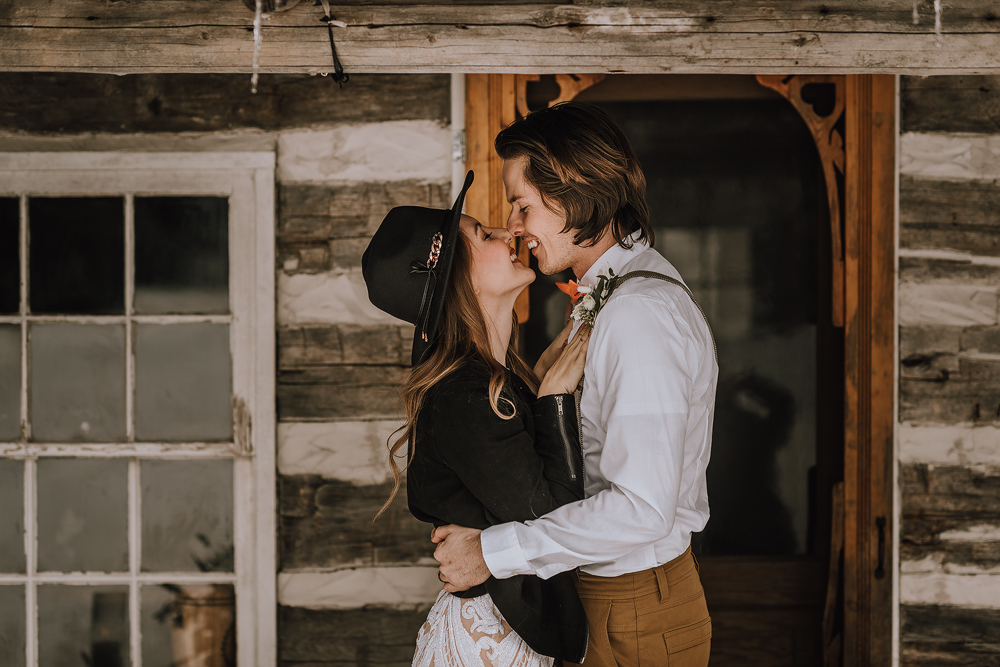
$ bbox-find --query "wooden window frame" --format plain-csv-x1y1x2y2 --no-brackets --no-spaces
0,152,277,667
465,73,897,666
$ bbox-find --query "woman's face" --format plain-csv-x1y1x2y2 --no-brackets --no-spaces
459,214,535,302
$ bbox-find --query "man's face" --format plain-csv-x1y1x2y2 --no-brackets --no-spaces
502,156,582,276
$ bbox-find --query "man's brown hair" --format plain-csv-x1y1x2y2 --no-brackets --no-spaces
494,101,653,249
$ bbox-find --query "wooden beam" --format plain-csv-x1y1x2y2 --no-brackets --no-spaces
2,2,1000,74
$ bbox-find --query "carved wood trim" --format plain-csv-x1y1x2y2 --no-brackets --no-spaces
465,74,529,321
756,75,846,328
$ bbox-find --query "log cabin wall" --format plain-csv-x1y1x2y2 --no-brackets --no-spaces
898,75,1000,666
0,72,450,664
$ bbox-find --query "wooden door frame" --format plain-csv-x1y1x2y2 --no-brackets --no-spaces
465,73,897,666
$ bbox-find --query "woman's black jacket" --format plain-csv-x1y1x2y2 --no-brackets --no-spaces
406,359,588,663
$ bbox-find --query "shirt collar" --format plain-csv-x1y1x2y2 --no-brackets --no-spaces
578,232,648,286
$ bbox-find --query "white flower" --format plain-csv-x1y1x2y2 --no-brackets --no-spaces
580,294,596,310
576,285,593,294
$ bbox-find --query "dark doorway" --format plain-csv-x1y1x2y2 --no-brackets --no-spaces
521,75,844,667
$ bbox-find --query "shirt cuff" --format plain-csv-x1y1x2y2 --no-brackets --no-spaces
480,523,532,579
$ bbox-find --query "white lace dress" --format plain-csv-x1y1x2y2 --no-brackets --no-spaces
412,589,554,667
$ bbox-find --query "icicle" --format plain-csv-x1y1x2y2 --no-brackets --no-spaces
251,0,263,94
934,0,942,47
912,0,920,25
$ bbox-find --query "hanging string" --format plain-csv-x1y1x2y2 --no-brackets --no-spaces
319,0,350,88
912,0,919,24
251,0,264,94
934,0,943,47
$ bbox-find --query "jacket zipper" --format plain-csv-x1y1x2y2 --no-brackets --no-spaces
554,395,577,481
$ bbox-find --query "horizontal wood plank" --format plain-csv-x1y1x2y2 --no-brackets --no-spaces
0,73,448,133
900,257,1000,285
278,365,407,420
278,605,427,665
901,463,1000,518
900,176,1000,256
3,2,1000,74
278,325,412,367
900,358,1000,423
902,75,1000,133
901,605,1000,667
279,475,431,569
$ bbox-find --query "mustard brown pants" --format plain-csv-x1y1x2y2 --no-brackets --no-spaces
564,547,711,667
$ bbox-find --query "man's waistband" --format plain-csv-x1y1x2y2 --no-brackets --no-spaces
573,546,699,600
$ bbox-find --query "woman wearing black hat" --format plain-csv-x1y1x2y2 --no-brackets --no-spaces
362,172,590,666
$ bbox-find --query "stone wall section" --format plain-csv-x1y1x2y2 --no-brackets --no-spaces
898,75,1000,667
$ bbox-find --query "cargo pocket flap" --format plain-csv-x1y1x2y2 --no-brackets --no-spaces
663,616,712,654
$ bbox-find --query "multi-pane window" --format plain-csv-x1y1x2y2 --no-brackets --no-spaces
0,153,276,667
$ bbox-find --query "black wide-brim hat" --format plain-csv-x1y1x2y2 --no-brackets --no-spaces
362,171,474,366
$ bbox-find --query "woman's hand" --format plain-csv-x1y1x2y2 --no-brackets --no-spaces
537,325,591,397
533,319,574,379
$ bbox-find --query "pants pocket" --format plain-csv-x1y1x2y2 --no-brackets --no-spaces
663,616,711,666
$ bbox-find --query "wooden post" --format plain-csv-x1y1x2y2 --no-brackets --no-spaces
842,73,896,667
465,73,529,321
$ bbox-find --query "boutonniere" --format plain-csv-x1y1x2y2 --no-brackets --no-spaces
556,269,616,327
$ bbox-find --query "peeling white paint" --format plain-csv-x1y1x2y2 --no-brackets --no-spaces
899,423,1000,465
900,132,1000,181
901,571,1000,608
898,283,998,326
277,269,407,326
277,121,451,184
278,566,441,609
939,524,1000,542
277,420,405,484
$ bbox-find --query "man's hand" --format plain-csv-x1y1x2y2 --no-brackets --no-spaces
432,524,490,593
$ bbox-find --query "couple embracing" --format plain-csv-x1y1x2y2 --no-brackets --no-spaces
362,102,717,667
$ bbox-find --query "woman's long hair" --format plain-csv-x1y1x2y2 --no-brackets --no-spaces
374,230,539,520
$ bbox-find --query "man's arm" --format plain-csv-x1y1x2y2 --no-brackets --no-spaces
443,294,709,582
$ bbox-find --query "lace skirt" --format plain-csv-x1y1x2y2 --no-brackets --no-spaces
412,589,554,667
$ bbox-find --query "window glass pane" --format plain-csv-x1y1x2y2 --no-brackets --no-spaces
141,460,233,573
30,324,126,442
0,460,24,573
0,585,25,667
0,198,18,315
142,584,235,667
37,458,128,573
28,197,124,315
38,585,128,667
0,325,19,441
134,197,229,314
135,323,231,442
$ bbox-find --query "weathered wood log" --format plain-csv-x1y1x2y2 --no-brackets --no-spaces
900,176,1000,256
902,75,1000,133
279,182,449,242
901,463,1000,516
279,475,430,568
900,257,1000,285
278,605,427,665
277,365,407,420
901,605,1000,667
0,73,448,133
279,324,412,368
3,2,1000,74
901,355,1000,423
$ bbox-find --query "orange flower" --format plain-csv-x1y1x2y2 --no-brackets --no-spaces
556,280,584,305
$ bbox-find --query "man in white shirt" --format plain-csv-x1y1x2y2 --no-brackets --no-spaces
433,102,717,666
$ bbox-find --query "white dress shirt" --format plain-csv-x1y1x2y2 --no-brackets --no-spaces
481,237,718,579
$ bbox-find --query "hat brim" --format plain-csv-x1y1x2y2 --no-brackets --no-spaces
410,171,474,366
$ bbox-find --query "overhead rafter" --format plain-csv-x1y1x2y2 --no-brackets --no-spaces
2,1,1000,75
